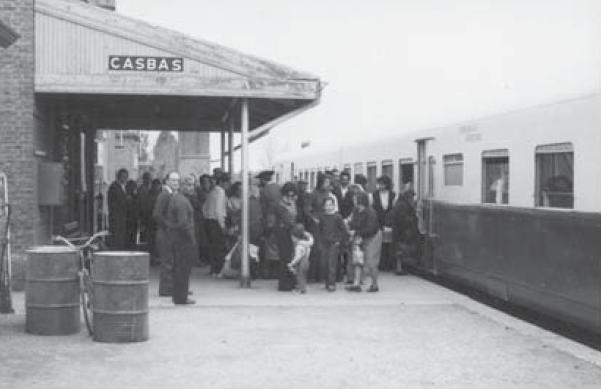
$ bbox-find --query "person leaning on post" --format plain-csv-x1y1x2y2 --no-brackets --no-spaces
164,171,196,305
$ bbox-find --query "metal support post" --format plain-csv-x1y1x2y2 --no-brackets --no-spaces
228,119,234,174
220,129,226,171
240,99,250,288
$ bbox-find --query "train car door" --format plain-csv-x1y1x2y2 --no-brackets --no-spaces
415,137,436,274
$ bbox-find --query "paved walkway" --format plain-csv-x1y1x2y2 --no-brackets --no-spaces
1,268,601,388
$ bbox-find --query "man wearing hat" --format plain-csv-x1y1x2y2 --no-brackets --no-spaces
256,170,281,216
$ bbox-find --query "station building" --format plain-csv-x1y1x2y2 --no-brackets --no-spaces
0,0,322,288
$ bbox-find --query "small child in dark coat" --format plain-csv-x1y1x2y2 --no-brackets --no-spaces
319,197,349,291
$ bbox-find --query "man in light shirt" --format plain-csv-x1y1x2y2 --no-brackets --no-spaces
203,173,229,276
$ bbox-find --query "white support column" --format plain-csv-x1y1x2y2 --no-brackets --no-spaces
228,119,234,174
220,129,226,171
240,99,250,287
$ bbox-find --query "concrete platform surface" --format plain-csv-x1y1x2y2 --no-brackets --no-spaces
1,268,601,388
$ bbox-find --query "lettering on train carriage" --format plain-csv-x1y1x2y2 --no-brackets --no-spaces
108,56,184,72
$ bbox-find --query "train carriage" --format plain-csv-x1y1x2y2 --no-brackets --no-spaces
275,93,601,335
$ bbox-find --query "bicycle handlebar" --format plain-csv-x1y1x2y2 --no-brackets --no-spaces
52,231,109,251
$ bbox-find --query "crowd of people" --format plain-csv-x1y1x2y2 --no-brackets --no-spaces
107,167,423,303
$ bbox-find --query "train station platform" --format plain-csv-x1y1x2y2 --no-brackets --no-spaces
2,271,601,388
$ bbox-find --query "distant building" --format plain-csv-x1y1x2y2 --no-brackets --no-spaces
179,132,211,180
152,131,179,181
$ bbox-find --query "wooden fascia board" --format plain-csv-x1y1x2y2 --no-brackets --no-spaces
35,74,321,100
36,0,319,81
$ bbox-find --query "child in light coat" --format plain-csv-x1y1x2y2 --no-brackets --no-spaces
288,223,314,294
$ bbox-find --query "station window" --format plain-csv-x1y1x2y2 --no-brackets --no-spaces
443,153,463,186
482,150,509,204
381,160,393,181
535,143,573,209
366,162,377,192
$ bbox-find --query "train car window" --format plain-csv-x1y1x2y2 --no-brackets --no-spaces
398,159,414,192
353,162,364,176
443,153,463,186
381,160,393,181
428,156,436,197
310,171,316,190
367,162,377,192
343,164,351,175
535,143,574,209
482,150,509,205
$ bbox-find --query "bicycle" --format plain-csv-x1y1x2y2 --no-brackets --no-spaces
52,231,109,336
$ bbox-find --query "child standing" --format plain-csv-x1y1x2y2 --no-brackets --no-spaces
319,197,349,291
288,223,314,293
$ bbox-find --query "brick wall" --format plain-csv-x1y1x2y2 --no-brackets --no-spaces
0,0,37,290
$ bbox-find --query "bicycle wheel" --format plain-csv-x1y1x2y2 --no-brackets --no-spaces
80,268,94,336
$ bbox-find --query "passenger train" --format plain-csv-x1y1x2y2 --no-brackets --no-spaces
274,93,601,336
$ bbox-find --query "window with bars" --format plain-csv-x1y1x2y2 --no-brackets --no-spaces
443,153,463,186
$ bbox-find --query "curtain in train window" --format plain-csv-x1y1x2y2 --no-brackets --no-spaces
366,162,377,192
482,150,509,204
443,153,463,186
535,143,573,209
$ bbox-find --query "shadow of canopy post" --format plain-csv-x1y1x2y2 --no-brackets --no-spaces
34,0,323,287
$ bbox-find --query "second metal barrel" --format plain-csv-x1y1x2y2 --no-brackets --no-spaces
25,246,80,335
92,251,149,343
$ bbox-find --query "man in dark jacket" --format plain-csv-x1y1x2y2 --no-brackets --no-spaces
165,171,196,305
107,168,129,250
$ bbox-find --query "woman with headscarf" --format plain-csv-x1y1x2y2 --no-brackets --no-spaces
347,191,382,292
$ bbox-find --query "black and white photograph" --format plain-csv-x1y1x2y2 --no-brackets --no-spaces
1,0,601,387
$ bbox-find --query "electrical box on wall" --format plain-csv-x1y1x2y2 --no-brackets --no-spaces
38,162,64,206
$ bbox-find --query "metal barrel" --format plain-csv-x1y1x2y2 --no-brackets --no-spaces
25,246,80,335
92,251,149,343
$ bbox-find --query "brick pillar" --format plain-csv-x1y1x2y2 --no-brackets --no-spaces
0,1,37,291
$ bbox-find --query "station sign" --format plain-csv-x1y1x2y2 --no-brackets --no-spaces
108,56,184,72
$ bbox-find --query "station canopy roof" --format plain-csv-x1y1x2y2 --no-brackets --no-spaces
35,0,322,132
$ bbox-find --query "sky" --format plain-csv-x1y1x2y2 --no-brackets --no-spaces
117,0,601,170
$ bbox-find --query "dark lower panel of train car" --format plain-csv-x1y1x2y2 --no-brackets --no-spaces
428,202,601,334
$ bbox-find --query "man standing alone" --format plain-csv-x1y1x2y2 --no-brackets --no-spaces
107,168,129,250
153,176,173,296
165,172,196,305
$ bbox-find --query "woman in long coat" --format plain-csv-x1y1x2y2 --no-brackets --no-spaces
372,176,396,271
348,191,382,292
